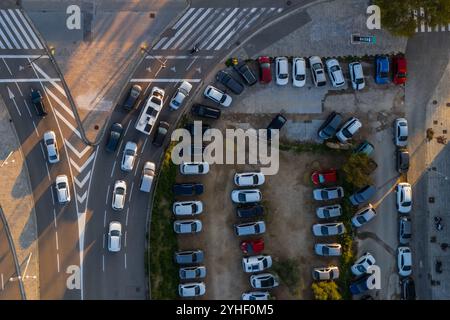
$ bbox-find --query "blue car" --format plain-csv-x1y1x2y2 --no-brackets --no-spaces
375,56,389,84
350,274,371,295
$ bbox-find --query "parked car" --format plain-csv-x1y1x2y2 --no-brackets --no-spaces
349,185,376,206
237,204,264,218
312,222,345,236
178,282,206,297
179,266,206,280
173,201,203,216
317,111,343,140
112,180,127,211
326,58,345,87
313,186,344,200
123,84,142,110
107,221,122,252
292,57,306,87
234,172,265,187
180,161,210,175
353,140,374,156
242,255,272,273
250,273,279,289
30,88,47,116
314,243,342,256
174,250,204,265
233,61,257,86
349,62,365,90
350,274,373,295
396,182,412,213
266,113,287,140
309,56,326,87
311,169,337,185
258,56,272,84
170,81,192,110
231,189,262,204
173,183,204,196
375,56,389,84
43,130,60,163
121,141,137,171
139,161,155,193
393,55,407,85
234,221,266,236
152,121,170,147
174,219,202,234
400,277,416,300
178,143,206,159
395,118,408,147
316,204,342,219
240,238,264,255
351,204,377,227
185,122,211,137
55,175,71,204
336,117,362,142
399,216,412,245
191,104,221,119
204,85,232,107
275,56,288,85
396,149,410,173
216,70,244,94
398,247,412,276
351,252,376,276
105,123,123,153
312,266,339,280
241,292,270,300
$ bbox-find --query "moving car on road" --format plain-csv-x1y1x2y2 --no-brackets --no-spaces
234,221,266,236
108,221,122,252
351,252,376,276
105,123,123,153
275,56,289,85
216,70,244,94
30,88,47,116
314,243,342,256
313,186,344,201
349,62,365,90
395,118,408,147
351,204,377,228
292,57,306,87
234,172,265,187
174,219,202,234
234,61,257,86
326,58,345,87
174,250,204,265
316,204,342,219
349,185,376,206
317,111,343,140
258,56,272,84
191,104,221,119
241,292,270,300
398,246,412,276
180,161,210,175
170,81,192,110
55,175,71,204
311,169,337,185
242,255,272,273
231,189,262,204
112,180,127,211
123,84,142,110
250,273,279,289
173,183,204,196
43,130,60,163
139,161,155,193
204,85,232,107
309,56,326,87
336,117,362,143
178,282,206,297
135,86,165,135
396,182,412,213
173,201,203,216
312,266,339,280
152,121,170,147
312,222,346,236
179,266,206,280
121,141,137,172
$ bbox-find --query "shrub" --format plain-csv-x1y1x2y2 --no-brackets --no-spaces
272,259,300,295
311,281,342,300
341,153,374,188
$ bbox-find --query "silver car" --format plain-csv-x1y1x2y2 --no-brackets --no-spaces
242,255,272,273
234,221,266,236
241,291,270,300
351,204,377,227
121,141,137,172
179,266,206,280
250,273,279,289
399,216,412,245
316,204,342,219
174,220,202,234
312,222,346,236
313,187,344,201
43,130,60,164
314,243,342,256
178,282,206,297
312,266,339,280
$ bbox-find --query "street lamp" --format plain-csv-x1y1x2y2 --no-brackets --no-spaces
140,44,166,68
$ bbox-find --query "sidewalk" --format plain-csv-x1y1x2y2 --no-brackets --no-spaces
0,98,40,300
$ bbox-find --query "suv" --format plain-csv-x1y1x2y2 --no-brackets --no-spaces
399,216,412,245
336,117,362,143
216,70,244,94
242,255,272,273
234,221,266,236
191,104,221,119
266,113,287,140
275,56,289,85
30,88,47,116
349,62,365,90
233,61,257,86
123,84,142,110
317,112,343,140
170,81,192,110
349,185,376,206
105,123,123,153
309,56,326,87
396,149,410,173
237,204,264,218
174,250,204,265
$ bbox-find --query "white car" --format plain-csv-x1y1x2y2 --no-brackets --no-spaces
275,56,289,85
316,204,342,219
312,266,339,280
314,243,342,256
180,161,210,175
241,292,270,300
395,118,408,147
231,189,262,203
121,141,137,172
242,255,272,273
292,57,306,87
108,221,122,252
349,62,365,90
313,187,344,200
351,204,377,227
312,222,346,236
55,175,71,204
250,273,279,289
203,85,232,107
398,247,412,277
309,56,326,87
326,59,345,87
173,219,202,234
170,81,192,110
351,252,376,276
336,117,362,143
396,182,412,213
178,282,206,297
43,130,60,164
112,180,127,211
135,87,164,135
173,201,203,216
234,172,265,187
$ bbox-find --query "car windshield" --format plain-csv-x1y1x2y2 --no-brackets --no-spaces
159,127,168,135
116,187,125,195
57,182,66,189
312,63,322,71
110,230,120,237
323,247,329,255
279,73,287,79
357,216,367,224
296,74,305,81
380,72,388,78
220,95,227,103
238,194,246,202
172,98,180,107
403,201,411,206
356,78,364,84
321,191,329,199
45,139,54,145
321,226,329,235
261,63,270,68
330,65,340,72
253,175,258,184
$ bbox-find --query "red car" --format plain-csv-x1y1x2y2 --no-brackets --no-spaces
393,56,407,85
240,238,264,255
258,56,272,84
311,169,337,185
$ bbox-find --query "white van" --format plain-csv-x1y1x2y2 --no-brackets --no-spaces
140,161,155,192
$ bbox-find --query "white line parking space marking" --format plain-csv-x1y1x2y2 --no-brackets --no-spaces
102,255,105,272
32,120,39,136
103,233,105,249
110,161,116,178
105,185,110,205
56,253,60,273
125,207,129,227
55,231,59,250
103,209,107,228
130,78,201,83
15,9,43,49
2,58,12,75
53,208,57,228
124,253,127,269
50,187,55,205
0,78,61,83
15,82,23,96
23,99,32,118
39,142,46,159
116,140,124,159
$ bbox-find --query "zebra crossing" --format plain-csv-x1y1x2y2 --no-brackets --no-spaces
414,8,450,33
0,9,43,50
153,7,283,51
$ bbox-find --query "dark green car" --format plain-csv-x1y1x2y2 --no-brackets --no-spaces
353,140,374,156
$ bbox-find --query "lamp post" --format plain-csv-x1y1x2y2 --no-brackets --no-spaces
23,46,55,70
140,44,166,68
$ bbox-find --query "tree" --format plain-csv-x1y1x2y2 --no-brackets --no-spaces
375,0,450,37
311,281,342,300
341,153,374,188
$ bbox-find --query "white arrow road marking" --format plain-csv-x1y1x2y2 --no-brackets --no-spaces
44,86,75,118
7,86,21,116
32,62,66,96
76,191,87,203
64,139,91,158
170,66,176,72
74,171,91,188
54,109,81,139
69,153,95,173
146,66,152,72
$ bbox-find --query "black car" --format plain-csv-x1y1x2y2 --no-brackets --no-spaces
191,104,221,120
105,122,123,152
173,183,204,196
266,114,287,140
30,88,47,116
317,112,343,140
178,143,206,158
237,204,264,218
184,122,211,136
152,121,170,147
233,61,257,86
123,84,142,110
400,277,416,300
349,274,372,295
396,149,410,173
216,70,244,95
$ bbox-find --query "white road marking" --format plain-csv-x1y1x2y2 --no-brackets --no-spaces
9,94,21,116
185,56,198,71
53,208,57,228
14,82,23,96
102,255,105,272
74,172,91,188
124,231,127,248
0,37,6,49
162,9,205,50
194,8,229,48
420,8,425,32
32,120,39,136
0,55,48,59
124,253,127,269
103,209,107,228
206,9,244,50
172,8,212,49
15,9,43,49
173,8,196,29
2,58,12,75
23,99,32,118
54,109,81,138
31,62,66,96
69,154,95,173
1,274,3,290
39,142,46,159
55,231,59,250
125,207,129,226
115,140,124,159
215,8,256,50
145,55,214,59
0,78,60,83
64,139,91,159
56,253,60,273
0,27,12,49
103,233,105,249
45,162,51,181
8,9,36,49
238,8,266,36
142,137,149,154
179,9,221,50
130,78,201,83
134,158,141,176
0,13,20,49
202,8,239,49
110,161,116,178
44,86,75,118
123,119,132,137
152,36,168,50
129,181,134,202
76,191,87,204
50,187,55,205
105,185,110,205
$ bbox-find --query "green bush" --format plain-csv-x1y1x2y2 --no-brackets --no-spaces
272,259,300,295
341,153,374,188
311,281,342,300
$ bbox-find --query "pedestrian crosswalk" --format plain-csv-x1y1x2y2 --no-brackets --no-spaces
153,7,283,51
0,9,43,50
414,8,450,33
